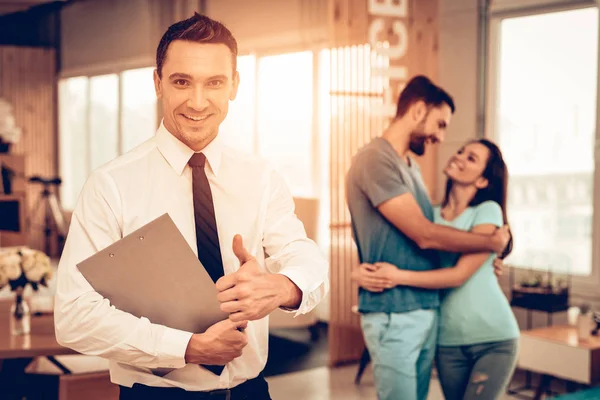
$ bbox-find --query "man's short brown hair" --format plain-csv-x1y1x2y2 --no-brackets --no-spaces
395,75,455,118
156,13,238,78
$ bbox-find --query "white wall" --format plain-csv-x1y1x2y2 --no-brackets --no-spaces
60,0,201,77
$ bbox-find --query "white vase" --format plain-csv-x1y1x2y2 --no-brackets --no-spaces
9,288,31,336
577,313,592,340
568,306,580,325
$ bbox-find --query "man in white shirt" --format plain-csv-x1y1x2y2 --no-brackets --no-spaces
54,13,329,400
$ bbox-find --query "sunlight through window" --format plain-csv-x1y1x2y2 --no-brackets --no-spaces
496,7,598,276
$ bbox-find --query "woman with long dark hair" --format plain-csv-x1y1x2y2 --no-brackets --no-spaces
355,139,519,400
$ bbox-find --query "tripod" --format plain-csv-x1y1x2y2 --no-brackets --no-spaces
27,176,68,257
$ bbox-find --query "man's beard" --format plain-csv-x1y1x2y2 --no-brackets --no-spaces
409,132,428,156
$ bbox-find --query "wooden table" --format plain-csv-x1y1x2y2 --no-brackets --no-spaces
0,300,74,359
519,325,600,399
0,299,76,399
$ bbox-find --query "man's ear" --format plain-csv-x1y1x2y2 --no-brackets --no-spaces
230,70,240,101
411,100,428,123
153,69,162,99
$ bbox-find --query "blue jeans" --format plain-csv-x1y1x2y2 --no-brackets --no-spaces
361,309,438,400
436,339,519,400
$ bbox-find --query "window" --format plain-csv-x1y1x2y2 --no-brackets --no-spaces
219,52,317,197
59,68,157,210
257,52,314,197
219,51,331,246
89,74,119,171
121,68,157,153
219,55,256,153
490,7,598,276
58,77,88,211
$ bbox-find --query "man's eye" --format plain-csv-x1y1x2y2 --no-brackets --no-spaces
174,79,188,86
207,80,223,88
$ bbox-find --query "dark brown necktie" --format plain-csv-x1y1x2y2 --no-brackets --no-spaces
189,152,225,375
189,153,224,283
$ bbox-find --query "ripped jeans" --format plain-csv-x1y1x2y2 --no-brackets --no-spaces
436,339,518,400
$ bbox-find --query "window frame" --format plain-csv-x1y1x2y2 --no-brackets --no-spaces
485,1,600,297
59,68,158,210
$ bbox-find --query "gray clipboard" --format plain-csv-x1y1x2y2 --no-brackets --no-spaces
77,213,229,334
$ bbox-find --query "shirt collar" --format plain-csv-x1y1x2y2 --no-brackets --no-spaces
155,120,223,176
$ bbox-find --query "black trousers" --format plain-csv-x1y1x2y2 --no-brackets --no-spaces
119,374,272,400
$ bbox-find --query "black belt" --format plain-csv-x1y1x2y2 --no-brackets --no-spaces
119,374,270,400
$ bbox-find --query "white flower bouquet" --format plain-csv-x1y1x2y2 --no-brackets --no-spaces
0,98,22,144
0,247,53,292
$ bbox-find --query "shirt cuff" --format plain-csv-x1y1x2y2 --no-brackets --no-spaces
156,327,193,369
277,268,319,317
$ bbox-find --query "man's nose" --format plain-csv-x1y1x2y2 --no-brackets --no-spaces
187,87,209,111
435,130,445,143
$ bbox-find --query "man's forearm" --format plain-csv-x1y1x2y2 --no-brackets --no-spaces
55,291,192,369
422,223,496,253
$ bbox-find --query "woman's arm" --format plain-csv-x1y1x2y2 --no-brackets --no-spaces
376,223,498,289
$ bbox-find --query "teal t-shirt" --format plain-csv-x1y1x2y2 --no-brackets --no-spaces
346,138,439,314
435,201,520,346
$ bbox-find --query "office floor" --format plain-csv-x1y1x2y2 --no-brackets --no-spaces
264,324,583,399
267,364,596,399
267,365,594,399
266,365,517,400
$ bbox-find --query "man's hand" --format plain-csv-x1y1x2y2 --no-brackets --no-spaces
184,319,248,365
491,225,511,255
351,263,394,292
216,235,299,322
493,257,505,279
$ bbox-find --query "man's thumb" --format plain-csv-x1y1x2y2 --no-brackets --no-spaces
232,234,253,265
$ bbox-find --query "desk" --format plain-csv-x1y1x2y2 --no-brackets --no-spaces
0,300,74,359
0,299,76,399
519,325,600,399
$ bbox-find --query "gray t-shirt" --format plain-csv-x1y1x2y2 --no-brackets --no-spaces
346,137,439,313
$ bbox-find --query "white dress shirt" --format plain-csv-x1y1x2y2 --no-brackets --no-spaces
54,122,329,391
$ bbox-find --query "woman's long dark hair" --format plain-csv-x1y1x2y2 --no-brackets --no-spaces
442,138,513,258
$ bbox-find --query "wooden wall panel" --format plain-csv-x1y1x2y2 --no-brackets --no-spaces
328,0,439,366
408,0,440,200
328,0,369,48
328,44,387,365
0,47,57,255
